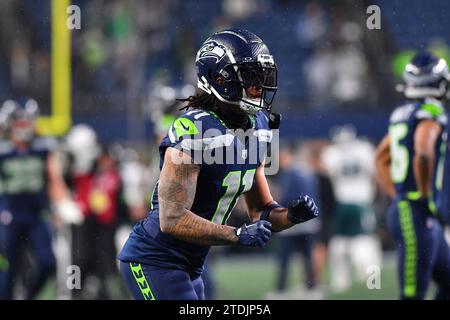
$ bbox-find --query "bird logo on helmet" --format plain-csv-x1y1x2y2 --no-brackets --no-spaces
402,51,450,100
195,29,277,115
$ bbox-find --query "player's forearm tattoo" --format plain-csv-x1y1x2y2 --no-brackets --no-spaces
158,149,238,246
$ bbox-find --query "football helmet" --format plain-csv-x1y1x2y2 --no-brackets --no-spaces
65,124,100,175
403,51,450,99
195,29,277,114
1,98,39,142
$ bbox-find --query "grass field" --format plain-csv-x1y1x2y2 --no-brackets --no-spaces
210,252,399,300
35,251,444,300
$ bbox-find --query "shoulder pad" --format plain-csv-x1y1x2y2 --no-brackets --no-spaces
389,103,415,123
168,110,225,143
31,137,58,152
415,103,447,125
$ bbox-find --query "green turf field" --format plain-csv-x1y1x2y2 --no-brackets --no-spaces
210,253,399,300
35,251,442,300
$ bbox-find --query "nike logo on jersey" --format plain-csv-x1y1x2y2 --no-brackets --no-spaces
180,122,190,131
172,117,199,139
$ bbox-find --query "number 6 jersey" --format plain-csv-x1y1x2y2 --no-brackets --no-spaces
388,98,447,211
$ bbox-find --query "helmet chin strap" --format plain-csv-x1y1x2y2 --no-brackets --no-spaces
239,99,262,115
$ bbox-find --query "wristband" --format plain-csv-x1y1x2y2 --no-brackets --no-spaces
260,202,283,221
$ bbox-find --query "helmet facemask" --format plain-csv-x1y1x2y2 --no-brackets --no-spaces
402,56,450,100
195,30,278,115
11,119,35,142
2,99,38,143
236,57,277,114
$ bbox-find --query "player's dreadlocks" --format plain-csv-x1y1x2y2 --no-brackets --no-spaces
178,93,217,111
178,92,253,130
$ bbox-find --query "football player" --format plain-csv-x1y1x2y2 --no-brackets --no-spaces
375,52,450,299
118,29,319,300
322,125,381,292
0,99,81,299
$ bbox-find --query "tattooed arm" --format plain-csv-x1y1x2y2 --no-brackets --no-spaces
158,147,239,245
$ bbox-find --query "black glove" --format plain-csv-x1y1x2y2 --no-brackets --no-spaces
269,112,281,129
287,195,319,224
235,220,272,247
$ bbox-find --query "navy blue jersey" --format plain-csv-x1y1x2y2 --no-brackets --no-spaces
119,109,272,273
0,137,56,215
388,99,447,211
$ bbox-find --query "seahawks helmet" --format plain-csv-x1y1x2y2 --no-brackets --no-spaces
0,98,39,141
403,51,450,99
195,29,277,114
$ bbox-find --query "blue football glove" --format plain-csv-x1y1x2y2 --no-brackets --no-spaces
287,195,319,224
235,220,272,247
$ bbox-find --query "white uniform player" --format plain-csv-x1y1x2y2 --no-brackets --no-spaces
321,125,382,292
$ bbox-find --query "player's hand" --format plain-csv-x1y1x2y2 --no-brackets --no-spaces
54,199,84,225
235,220,272,247
287,195,319,224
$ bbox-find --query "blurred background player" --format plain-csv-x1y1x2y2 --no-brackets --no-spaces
65,126,133,299
0,99,81,299
63,125,149,299
75,146,123,299
321,125,381,292
115,145,149,249
375,51,450,299
267,142,323,299
303,140,336,287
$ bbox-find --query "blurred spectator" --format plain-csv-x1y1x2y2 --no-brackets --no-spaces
303,46,334,109
10,42,30,93
304,17,369,110
331,22,368,104
222,0,257,21
0,0,402,122
295,1,328,49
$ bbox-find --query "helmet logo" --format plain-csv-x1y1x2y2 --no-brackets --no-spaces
196,41,227,63
257,54,275,66
219,70,229,79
